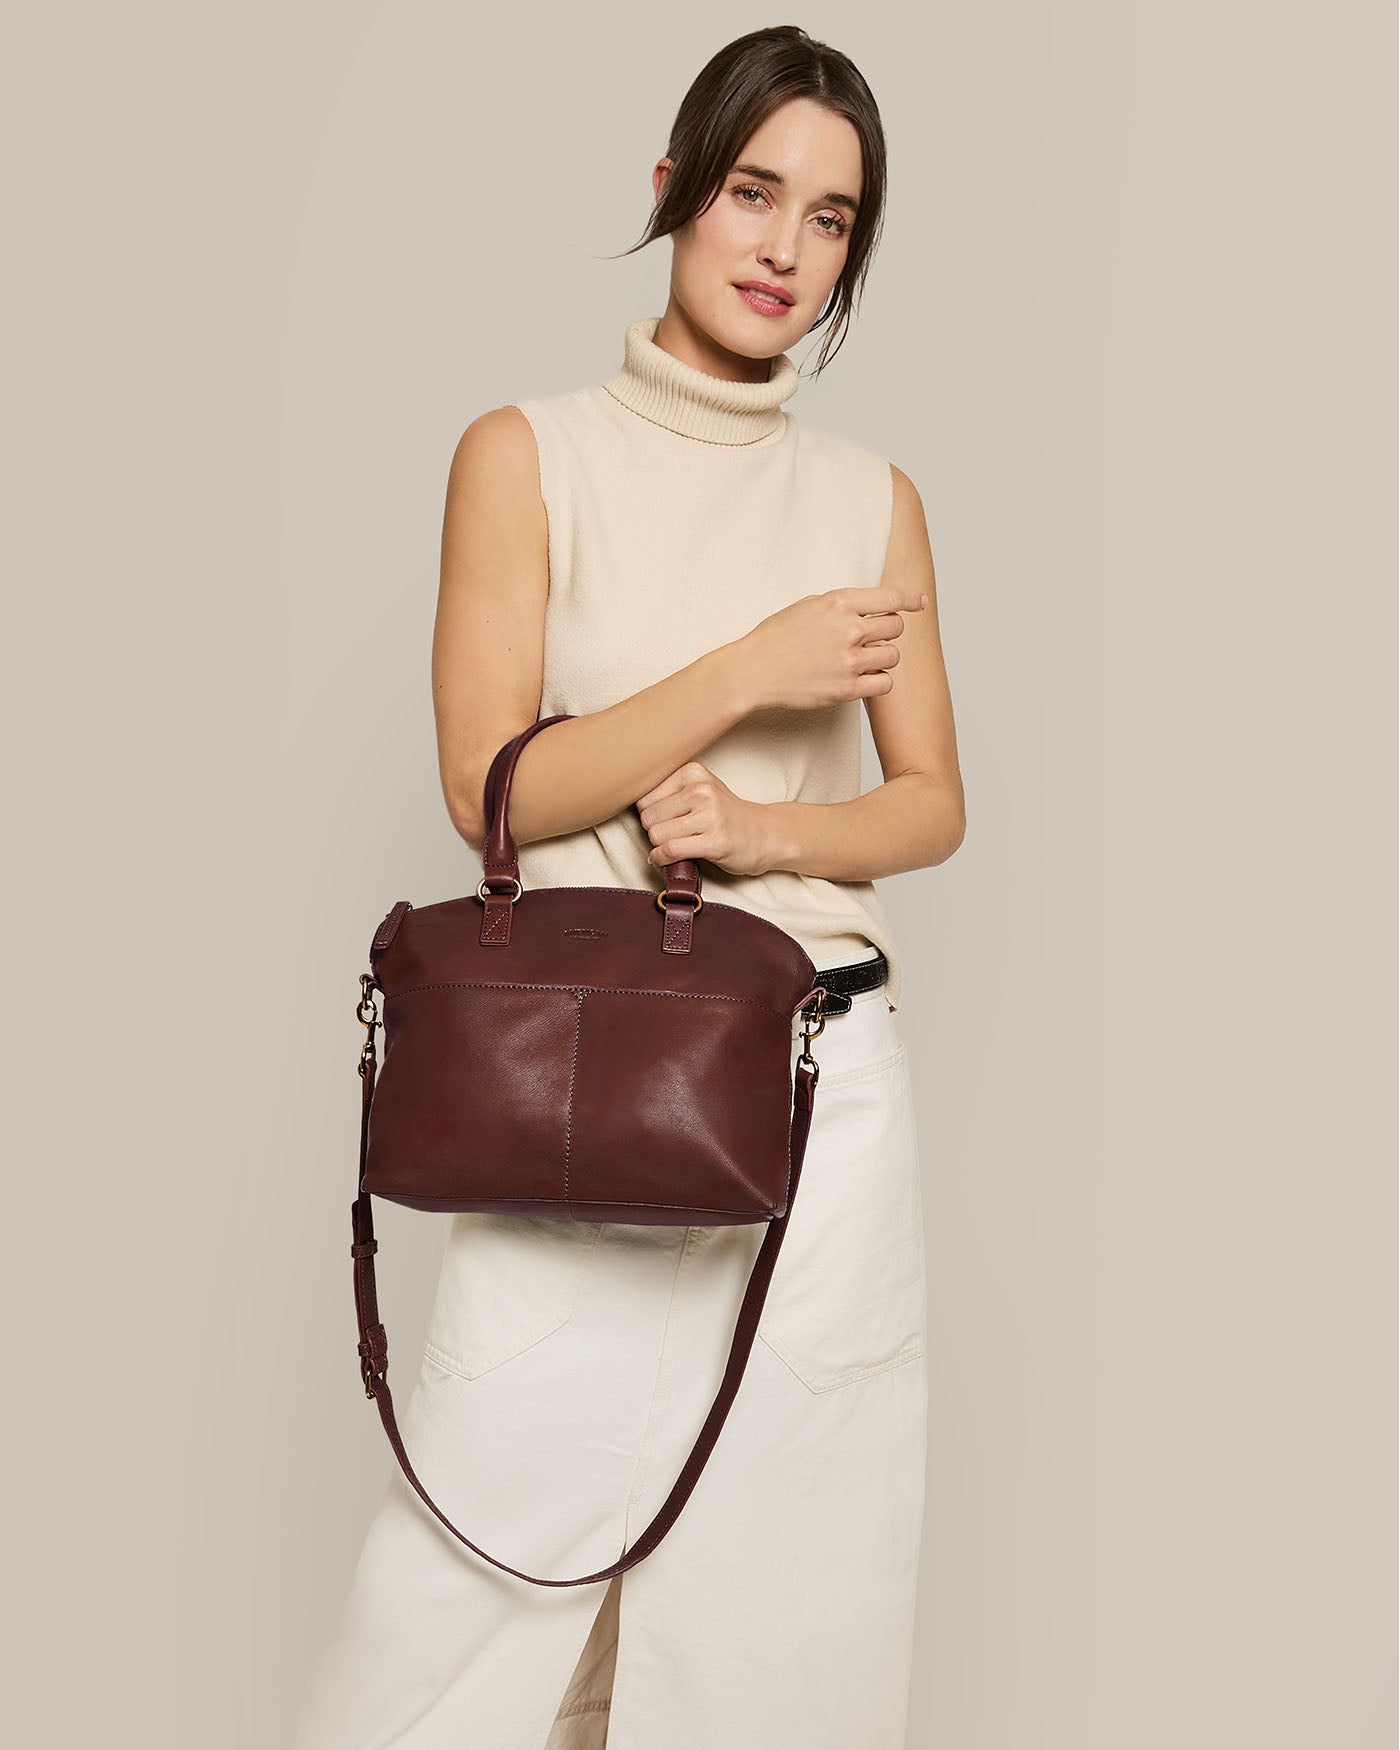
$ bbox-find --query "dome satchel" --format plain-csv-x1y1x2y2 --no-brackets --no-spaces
349,712,830,1587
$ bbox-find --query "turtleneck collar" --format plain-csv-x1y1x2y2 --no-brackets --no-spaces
601,315,799,446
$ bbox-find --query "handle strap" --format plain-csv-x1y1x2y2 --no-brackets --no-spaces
349,996,825,1588
481,713,703,912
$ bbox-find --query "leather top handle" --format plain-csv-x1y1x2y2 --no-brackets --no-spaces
480,714,703,912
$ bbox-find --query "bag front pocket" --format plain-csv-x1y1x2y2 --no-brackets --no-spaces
757,1042,927,1394
422,1212,604,1380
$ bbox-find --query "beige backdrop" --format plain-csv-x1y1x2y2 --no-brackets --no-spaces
6,2,1394,1745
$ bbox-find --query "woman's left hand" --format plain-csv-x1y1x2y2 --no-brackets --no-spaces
636,762,781,878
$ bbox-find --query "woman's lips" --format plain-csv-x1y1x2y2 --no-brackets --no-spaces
734,284,793,317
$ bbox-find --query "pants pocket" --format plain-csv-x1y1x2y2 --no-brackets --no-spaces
422,1212,604,1380
757,1041,927,1394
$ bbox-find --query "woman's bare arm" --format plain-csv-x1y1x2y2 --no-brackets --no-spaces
432,407,757,851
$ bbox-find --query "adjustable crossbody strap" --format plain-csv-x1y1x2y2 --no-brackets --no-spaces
349,1037,820,1588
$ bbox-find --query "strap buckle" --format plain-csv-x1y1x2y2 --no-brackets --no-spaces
358,1323,388,1399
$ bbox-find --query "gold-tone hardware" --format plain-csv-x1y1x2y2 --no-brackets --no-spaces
356,974,380,1065
655,889,704,914
478,875,523,903
797,986,827,1078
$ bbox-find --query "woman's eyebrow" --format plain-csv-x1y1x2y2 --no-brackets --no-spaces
729,161,860,218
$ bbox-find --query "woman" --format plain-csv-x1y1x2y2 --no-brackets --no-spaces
293,24,964,1750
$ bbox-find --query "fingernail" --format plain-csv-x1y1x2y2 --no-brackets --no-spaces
921,593,929,608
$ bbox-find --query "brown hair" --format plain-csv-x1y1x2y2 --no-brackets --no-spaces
617,25,888,377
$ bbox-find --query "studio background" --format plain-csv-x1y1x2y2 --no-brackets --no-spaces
5,3,1394,1745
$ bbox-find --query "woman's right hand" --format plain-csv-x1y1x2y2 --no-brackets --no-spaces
730,585,929,713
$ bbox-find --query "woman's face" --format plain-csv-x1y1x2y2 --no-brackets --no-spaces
657,96,863,368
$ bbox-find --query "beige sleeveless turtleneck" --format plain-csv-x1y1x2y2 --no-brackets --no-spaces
511,314,905,1011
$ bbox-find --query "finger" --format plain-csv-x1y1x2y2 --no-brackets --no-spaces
853,639,900,674
636,772,688,810
854,610,908,642
850,669,896,697
856,586,928,613
649,831,711,866
641,797,697,838
638,760,713,808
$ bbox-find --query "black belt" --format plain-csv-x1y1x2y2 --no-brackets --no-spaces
810,949,889,1016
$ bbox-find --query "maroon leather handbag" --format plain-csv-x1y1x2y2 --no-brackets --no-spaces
351,713,830,1587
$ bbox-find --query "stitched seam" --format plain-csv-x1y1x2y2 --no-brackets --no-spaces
583,987,785,1019
387,1194,779,1215
757,1332,926,1392
564,991,583,1212
387,981,792,1021
422,1332,567,1381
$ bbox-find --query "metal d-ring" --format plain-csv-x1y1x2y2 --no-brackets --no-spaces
477,875,523,903
655,889,703,914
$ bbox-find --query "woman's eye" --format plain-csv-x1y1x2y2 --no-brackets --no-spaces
731,184,848,238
